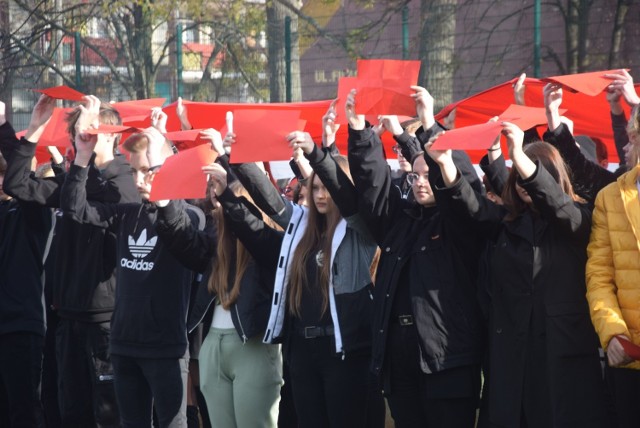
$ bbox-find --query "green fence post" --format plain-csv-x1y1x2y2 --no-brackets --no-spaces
285,16,292,103
74,31,82,91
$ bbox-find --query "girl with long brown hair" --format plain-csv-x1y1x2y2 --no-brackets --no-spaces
155,133,284,427
428,122,607,427
206,130,378,428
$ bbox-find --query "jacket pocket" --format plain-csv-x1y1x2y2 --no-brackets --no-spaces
334,283,374,352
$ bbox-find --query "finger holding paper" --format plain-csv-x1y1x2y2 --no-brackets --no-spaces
322,98,340,147
25,94,56,144
226,111,234,134
514,73,526,106
345,89,365,131
201,128,224,156
424,135,457,188
202,162,228,196
287,131,315,155
607,336,634,367
176,97,192,131
502,122,534,180
411,86,435,130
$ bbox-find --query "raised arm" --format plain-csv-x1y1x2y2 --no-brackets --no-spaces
61,96,121,228
3,95,64,205
155,199,215,273
345,90,398,244
206,162,284,272
543,83,615,203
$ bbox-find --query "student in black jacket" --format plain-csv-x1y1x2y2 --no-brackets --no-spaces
0,102,55,428
2,95,140,427
427,122,607,427
61,99,200,428
345,88,485,428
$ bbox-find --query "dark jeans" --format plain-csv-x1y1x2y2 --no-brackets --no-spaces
384,322,480,428
0,332,45,428
56,319,119,427
112,353,189,428
606,364,640,428
288,334,370,428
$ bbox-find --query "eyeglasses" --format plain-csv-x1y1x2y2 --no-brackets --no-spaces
391,145,401,154
406,172,429,185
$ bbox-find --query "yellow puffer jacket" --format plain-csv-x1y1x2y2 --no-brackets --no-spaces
586,165,640,370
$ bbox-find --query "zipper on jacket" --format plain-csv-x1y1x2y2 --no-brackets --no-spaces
234,304,248,344
341,350,345,361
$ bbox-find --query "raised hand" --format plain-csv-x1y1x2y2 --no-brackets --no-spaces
202,162,228,196
605,69,640,106
378,115,403,136
150,107,168,134
411,85,435,129
176,97,192,130
514,73,526,106
144,126,169,168
222,132,234,155
345,89,365,131
322,98,340,147
201,128,224,156
502,121,534,180
287,130,315,155
0,101,5,127
25,95,56,143
606,88,623,116
424,133,457,187
543,83,563,132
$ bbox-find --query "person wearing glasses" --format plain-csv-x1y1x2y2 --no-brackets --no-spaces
346,88,485,428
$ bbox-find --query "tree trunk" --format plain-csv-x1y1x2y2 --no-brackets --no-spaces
266,0,301,102
418,0,457,112
608,0,630,68
0,0,12,122
131,3,155,99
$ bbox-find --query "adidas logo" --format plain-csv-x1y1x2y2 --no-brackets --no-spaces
121,229,157,272
127,229,157,259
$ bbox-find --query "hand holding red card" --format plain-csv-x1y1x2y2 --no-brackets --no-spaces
149,144,218,201
617,336,640,361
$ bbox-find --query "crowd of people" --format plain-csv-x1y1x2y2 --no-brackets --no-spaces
0,68,639,428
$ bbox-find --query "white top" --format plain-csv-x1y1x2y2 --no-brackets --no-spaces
211,301,235,329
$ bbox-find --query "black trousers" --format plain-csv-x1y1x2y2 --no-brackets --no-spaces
0,332,45,428
288,334,370,428
605,364,640,428
56,319,120,427
383,322,480,428
111,353,188,428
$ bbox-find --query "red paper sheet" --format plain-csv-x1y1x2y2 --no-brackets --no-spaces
435,76,638,163
498,104,566,132
228,109,301,163
149,144,218,201
33,85,85,101
39,107,73,147
618,336,640,361
110,98,166,122
543,69,626,96
162,100,330,141
430,122,503,151
163,129,208,150
85,125,139,135
355,59,421,116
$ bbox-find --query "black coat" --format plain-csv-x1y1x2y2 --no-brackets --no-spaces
444,163,607,427
347,125,485,379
